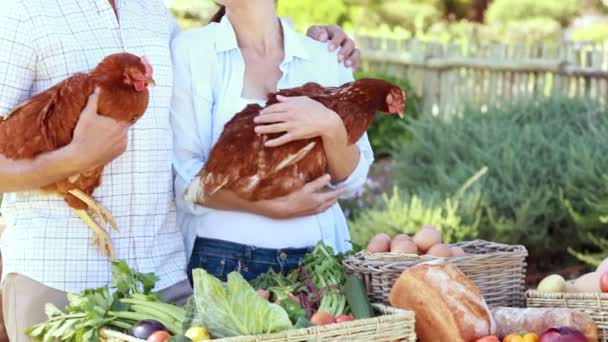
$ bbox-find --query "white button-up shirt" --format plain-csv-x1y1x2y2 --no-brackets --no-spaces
171,16,374,258
0,0,187,293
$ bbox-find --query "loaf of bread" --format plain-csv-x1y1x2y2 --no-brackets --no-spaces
388,260,495,342
492,307,598,342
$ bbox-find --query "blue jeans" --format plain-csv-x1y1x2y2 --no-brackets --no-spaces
187,237,313,283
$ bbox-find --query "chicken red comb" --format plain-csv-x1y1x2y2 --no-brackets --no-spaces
140,56,153,78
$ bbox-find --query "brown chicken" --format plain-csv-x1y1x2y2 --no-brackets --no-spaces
185,78,405,204
0,53,155,259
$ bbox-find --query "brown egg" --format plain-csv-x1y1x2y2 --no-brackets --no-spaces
390,239,419,254
367,233,392,253
393,234,413,241
413,225,442,253
426,243,452,258
450,246,466,257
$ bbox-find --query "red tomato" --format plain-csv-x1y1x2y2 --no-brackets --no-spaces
601,272,608,293
147,330,171,342
335,314,356,323
310,311,337,325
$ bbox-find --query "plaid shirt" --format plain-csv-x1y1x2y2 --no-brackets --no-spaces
0,0,187,293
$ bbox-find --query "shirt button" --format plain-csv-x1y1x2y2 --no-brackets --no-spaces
279,252,288,260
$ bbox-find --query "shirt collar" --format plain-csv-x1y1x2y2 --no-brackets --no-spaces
215,15,311,61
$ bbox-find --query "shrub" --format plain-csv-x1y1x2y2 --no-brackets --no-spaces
392,96,608,261
486,0,580,26
348,187,481,247
354,71,421,158
571,22,608,42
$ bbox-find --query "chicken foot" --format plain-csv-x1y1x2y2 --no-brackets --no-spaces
72,209,115,259
68,189,118,259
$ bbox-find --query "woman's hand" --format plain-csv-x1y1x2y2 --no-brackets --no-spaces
261,175,344,219
306,25,360,69
253,95,347,147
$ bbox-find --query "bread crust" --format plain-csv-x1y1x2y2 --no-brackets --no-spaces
389,261,495,342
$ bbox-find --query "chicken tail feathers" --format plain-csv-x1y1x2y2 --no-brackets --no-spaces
184,176,204,204
184,173,228,204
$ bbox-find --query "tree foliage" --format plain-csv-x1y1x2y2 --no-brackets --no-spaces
486,0,581,26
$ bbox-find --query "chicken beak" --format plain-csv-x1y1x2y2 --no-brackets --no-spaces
147,77,156,88
397,110,404,119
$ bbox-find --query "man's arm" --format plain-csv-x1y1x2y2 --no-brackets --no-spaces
0,4,129,193
306,25,361,70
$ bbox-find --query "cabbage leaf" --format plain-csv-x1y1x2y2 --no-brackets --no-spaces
185,269,292,338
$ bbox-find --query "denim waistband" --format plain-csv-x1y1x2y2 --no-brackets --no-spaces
192,237,314,264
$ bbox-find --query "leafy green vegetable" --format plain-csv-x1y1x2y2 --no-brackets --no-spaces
301,243,348,317
26,260,180,341
279,299,307,324
26,287,115,342
185,269,292,338
111,260,159,297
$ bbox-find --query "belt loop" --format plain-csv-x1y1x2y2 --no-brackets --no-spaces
244,245,253,262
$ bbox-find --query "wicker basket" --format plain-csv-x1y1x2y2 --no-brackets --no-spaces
99,304,415,342
343,240,528,307
526,290,608,342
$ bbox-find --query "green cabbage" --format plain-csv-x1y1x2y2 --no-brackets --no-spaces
185,269,292,338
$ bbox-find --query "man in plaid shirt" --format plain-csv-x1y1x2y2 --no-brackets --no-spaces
0,0,359,340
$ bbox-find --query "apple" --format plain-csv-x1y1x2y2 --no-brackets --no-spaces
539,327,586,342
335,314,356,323
600,272,608,293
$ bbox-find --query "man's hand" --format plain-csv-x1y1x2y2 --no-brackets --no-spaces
307,25,360,70
69,88,129,170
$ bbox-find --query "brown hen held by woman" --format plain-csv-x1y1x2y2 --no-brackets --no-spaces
186,78,405,203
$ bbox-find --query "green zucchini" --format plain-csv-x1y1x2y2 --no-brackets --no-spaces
344,275,374,319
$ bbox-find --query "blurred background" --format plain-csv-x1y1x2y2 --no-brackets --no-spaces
164,0,608,283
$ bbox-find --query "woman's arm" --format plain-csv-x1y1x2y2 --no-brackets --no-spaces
200,174,344,219
0,91,129,193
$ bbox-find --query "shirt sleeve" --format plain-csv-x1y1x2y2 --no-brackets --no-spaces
167,11,181,43
328,64,375,198
170,32,215,216
0,2,36,116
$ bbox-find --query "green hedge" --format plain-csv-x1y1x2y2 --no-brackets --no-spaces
382,96,608,263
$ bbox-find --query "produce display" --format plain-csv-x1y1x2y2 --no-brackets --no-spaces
536,258,608,294
26,231,603,342
28,242,411,342
366,224,466,257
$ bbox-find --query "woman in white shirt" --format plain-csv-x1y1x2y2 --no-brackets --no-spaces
170,0,374,282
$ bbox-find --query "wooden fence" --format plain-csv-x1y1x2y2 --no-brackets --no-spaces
355,36,608,116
